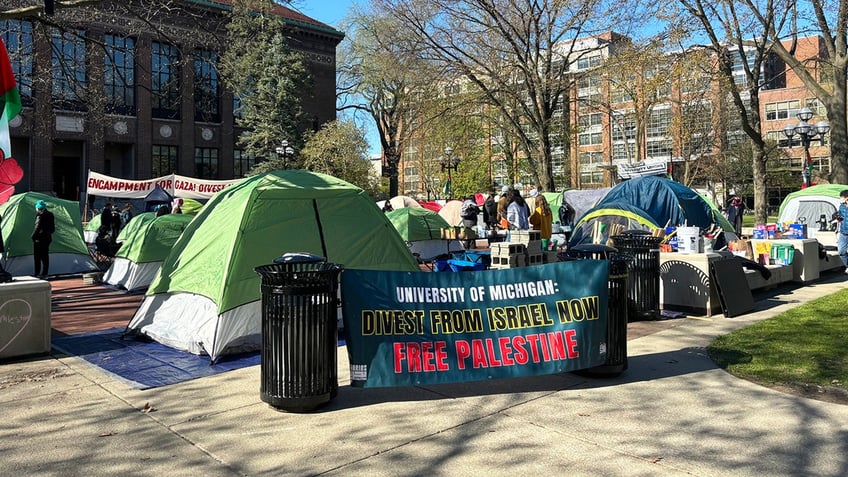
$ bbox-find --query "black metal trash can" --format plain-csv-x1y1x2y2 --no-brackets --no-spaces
563,245,631,376
254,253,342,412
611,231,662,321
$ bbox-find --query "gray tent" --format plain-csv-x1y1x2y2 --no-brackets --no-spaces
561,188,611,224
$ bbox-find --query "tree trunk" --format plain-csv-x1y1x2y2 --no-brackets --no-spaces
752,144,768,225
383,147,401,198
826,91,848,184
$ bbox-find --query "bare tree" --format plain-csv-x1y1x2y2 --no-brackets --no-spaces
337,6,443,198
376,0,605,192
668,0,784,224
744,0,848,184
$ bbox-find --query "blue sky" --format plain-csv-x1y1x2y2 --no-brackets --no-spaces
297,1,356,30
293,1,384,155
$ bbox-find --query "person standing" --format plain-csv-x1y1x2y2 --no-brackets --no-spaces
32,199,55,278
507,189,530,231
483,193,498,230
120,203,134,228
528,189,553,240
727,195,745,235
836,190,848,274
497,185,511,229
172,198,184,214
460,195,480,248
100,203,115,238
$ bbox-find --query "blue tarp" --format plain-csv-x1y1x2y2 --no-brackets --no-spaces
52,328,260,389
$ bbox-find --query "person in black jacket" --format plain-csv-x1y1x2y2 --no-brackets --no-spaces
32,199,55,278
483,194,498,230
100,203,115,238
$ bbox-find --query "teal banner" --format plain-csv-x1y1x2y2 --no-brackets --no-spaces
341,261,609,388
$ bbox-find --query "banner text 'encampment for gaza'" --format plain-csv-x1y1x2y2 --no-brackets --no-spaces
341,261,609,388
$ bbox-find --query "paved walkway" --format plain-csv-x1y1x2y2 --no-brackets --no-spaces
2,273,847,476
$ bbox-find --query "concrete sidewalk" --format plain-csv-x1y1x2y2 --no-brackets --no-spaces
2,275,847,476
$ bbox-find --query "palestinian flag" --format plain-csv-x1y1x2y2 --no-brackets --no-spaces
0,37,24,203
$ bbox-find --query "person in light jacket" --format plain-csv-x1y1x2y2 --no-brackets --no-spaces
507,189,530,231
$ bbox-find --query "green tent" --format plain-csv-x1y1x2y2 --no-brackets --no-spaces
179,198,204,215
777,184,848,225
386,206,463,261
103,213,193,291
0,192,98,277
84,213,101,240
116,212,157,243
127,169,419,361
543,192,563,224
386,206,450,241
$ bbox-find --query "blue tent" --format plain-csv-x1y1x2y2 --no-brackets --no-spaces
143,185,173,212
597,177,717,229
568,203,660,246
568,177,735,247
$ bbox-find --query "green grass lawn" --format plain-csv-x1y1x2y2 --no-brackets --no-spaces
708,289,848,393
742,215,778,227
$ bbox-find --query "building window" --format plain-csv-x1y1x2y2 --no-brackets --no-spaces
52,29,87,111
578,132,603,146
612,142,635,162
1,20,34,106
195,147,218,179
194,49,219,123
731,48,757,88
233,149,256,177
104,34,135,116
578,113,602,129
806,98,826,117
646,139,672,158
766,130,801,148
810,156,831,174
152,41,180,120
764,100,800,121
579,151,604,166
576,54,602,70
152,145,178,176
647,107,671,138
580,170,604,185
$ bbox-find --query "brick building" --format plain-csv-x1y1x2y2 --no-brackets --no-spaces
1,0,343,201
397,32,835,201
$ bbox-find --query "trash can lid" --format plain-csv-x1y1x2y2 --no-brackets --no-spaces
274,252,326,264
571,244,618,253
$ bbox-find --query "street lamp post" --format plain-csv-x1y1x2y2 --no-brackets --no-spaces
275,140,295,169
439,147,461,199
782,107,830,189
